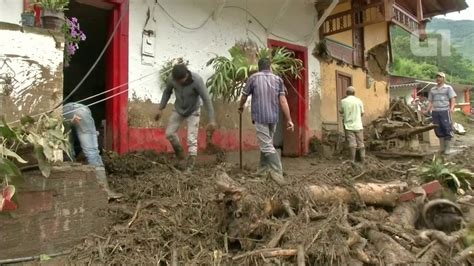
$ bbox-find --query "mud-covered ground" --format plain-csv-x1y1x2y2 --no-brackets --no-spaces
58,144,474,265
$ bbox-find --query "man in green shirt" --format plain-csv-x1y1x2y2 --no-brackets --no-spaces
339,86,365,163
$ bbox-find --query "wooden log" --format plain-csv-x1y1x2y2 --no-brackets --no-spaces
267,221,291,248
297,245,305,266
232,248,297,260
368,229,415,264
385,125,437,140
307,182,407,207
387,202,419,229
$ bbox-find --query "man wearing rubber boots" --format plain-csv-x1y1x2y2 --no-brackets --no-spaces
63,102,123,200
339,86,365,163
427,72,457,155
238,58,294,181
156,64,216,173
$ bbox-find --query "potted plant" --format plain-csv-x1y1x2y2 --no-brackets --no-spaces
20,8,36,27
34,0,69,31
206,40,303,102
62,17,86,66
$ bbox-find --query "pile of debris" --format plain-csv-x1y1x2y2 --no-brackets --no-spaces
67,151,473,265
368,99,436,158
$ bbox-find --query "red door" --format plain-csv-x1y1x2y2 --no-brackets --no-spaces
268,40,308,157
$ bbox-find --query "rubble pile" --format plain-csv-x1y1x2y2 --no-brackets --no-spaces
67,151,473,264
368,99,436,158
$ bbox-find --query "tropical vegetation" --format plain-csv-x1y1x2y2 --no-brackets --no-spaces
206,41,303,102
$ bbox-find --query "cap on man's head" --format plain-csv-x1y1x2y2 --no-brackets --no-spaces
346,86,355,94
436,72,446,78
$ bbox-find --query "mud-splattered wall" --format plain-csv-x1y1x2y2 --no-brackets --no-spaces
128,0,321,130
0,23,64,122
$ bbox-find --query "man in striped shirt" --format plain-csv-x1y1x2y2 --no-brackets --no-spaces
427,72,457,154
238,58,294,178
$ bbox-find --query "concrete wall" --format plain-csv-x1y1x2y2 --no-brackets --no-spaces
0,0,23,25
0,165,108,260
128,0,321,134
320,2,390,129
0,22,64,122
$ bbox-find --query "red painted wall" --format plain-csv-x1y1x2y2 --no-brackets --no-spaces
128,128,258,152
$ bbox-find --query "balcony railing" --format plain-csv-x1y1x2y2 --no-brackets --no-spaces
392,3,420,34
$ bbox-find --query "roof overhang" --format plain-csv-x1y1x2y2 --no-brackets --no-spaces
396,0,469,18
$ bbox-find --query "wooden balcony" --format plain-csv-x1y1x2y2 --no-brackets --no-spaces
321,1,385,37
320,1,426,37
392,3,420,35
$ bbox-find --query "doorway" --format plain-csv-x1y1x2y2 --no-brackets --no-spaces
336,71,353,131
268,39,308,157
63,0,111,151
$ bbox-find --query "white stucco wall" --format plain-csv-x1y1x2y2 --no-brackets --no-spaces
0,0,23,25
128,0,320,104
0,23,64,121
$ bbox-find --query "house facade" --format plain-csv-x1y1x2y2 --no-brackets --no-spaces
315,0,468,131
0,0,468,156
390,74,473,114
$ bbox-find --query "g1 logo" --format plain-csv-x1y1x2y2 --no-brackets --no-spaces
410,29,451,57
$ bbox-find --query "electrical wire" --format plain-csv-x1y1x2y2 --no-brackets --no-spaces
55,0,130,110
155,1,213,30
6,70,159,126
154,2,307,44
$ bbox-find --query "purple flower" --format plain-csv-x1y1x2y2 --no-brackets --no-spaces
80,33,86,41
67,43,76,55
71,17,78,23
71,29,78,38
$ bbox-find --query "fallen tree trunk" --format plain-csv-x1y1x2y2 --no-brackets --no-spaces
368,229,415,264
307,182,407,207
387,202,419,229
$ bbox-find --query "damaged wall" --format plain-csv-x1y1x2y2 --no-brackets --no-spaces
127,0,321,152
319,2,390,129
0,23,64,122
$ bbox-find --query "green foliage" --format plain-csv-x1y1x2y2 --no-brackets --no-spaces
206,45,303,102
390,25,474,84
0,115,71,211
418,156,474,194
159,58,189,86
428,18,474,64
33,0,69,11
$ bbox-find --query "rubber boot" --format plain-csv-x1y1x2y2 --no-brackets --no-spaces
169,137,186,169
443,139,452,155
184,155,196,174
254,152,268,176
439,138,445,154
265,152,287,186
96,167,123,200
350,147,357,163
359,148,366,163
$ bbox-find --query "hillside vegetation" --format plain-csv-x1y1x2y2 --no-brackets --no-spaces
390,19,474,85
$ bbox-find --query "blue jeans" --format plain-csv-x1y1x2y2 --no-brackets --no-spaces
63,103,104,166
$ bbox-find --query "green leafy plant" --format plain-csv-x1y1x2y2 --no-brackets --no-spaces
0,115,71,211
418,156,474,194
206,42,303,102
33,0,69,11
159,58,189,85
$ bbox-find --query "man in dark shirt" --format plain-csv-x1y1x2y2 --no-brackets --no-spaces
156,64,216,173
238,58,294,180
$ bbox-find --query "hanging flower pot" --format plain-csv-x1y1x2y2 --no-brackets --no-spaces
32,0,69,31
21,10,36,27
41,8,65,31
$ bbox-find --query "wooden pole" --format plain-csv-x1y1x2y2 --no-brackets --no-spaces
239,112,243,169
